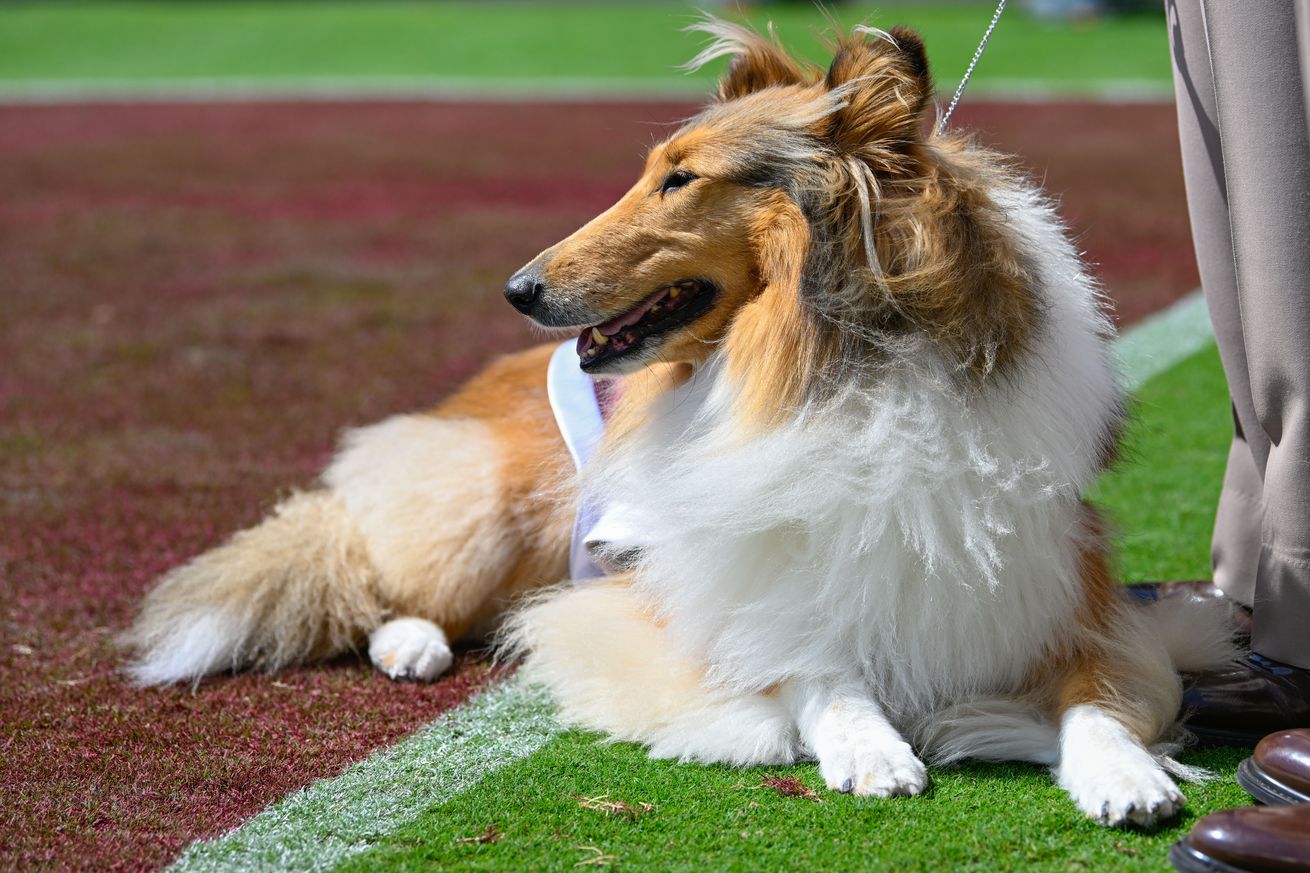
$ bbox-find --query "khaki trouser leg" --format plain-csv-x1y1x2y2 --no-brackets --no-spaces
1211,418,1263,607
1168,0,1310,668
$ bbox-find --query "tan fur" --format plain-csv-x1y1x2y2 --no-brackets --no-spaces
127,490,385,673
813,28,1040,379
722,192,839,428
507,579,714,740
127,345,572,679
867,139,1041,377
706,21,815,102
505,578,797,765
416,344,576,637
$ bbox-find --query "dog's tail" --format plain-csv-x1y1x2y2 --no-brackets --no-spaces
917,592,1237,768
502,581,798,766
1142,586,1240,674
124,489,383,686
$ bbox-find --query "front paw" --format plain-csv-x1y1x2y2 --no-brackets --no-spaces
1062,759,1185,827
811,705,929,798
1057,705,1186,828
368,617,453,681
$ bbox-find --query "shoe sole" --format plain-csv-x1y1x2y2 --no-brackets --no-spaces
1236,757,1310,806
1169,841,1254,873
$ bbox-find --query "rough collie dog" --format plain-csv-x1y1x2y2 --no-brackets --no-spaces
129,21,1233,826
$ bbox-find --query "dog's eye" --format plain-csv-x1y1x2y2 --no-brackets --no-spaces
659,169,697,195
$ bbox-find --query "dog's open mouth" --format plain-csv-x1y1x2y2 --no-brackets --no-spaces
575,279,716,370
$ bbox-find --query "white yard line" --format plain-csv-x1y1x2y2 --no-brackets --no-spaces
168,288,1213,872
169,677,560,873
0,76,1174,106
1115,289,1214,390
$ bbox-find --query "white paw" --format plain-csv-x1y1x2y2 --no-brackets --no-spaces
1062,758,1185,827
368,617,452,681
811,704,929,798
1057,705,1185,827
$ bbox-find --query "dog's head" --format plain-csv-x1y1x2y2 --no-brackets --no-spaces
507,20,1034,418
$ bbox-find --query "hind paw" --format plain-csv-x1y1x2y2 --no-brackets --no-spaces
368,618,452,681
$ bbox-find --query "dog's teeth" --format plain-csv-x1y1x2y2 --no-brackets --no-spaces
668,288,680,299
591,327,609,346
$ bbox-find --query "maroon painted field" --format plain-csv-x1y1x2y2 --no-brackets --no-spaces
0,99,1196,871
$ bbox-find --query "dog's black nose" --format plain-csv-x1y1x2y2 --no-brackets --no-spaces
504,270,545,315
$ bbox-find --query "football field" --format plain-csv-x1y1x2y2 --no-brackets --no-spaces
0,4,1242,871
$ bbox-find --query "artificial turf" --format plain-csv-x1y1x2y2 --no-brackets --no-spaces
316,344,1239,873
341,737,1248,873
0,2,1173,91
1092,347,1232,583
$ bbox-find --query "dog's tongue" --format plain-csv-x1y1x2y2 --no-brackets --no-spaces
576,290,667,357
600,290,665,334
576,328,596,357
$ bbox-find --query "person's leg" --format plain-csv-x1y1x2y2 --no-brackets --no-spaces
1165,0,1264,609
1212,416,1264,606
1164,0,1310,750
1201,0,1310,669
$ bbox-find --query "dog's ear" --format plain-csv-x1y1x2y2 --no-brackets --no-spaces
820,26,933,151
686,18,809,102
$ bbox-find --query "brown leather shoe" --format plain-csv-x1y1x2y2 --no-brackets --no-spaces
1182,653,1310,747
1170,805,1310,873
1238,730,1310,805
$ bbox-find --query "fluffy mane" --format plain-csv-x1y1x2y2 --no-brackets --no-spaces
652,19,1046,432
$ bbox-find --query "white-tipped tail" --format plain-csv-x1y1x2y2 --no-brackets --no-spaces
1148,588,1241,674
125,490,383,685
126,611,247,686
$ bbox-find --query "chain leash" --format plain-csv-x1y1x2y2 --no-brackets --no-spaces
935,0,1008,136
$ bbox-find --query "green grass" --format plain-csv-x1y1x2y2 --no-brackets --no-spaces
340,736,1247,873
324,344,1237,872
0,2,1172,90
1092,343,1231,582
